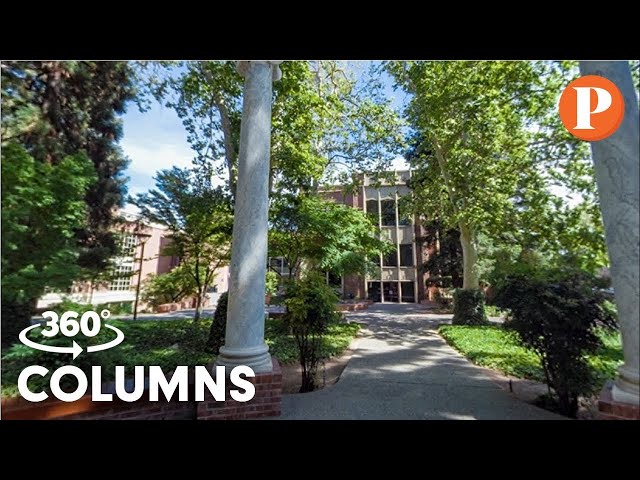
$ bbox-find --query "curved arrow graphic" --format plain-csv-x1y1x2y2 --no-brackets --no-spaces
19,324,83,359
18,323,125,359
87,324,124,353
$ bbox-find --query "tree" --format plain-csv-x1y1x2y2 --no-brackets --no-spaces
493,270,616,417
139,61,404,198
206,291,229,355
1,61,136,274
388,61,608,319
1,61,136,343
419,219,463,289
284,273,341,392
1,144,96,345
268,194,391,281
132,167,233,322
141,264,199,309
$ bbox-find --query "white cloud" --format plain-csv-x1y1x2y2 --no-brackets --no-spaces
120,103,194,192
121,140,194,178
391,156,409,170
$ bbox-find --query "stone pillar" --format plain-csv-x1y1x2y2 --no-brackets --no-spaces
579,61,639,408
216,61,282,373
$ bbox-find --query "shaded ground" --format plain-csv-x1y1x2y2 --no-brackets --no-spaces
280,342,359,394
279,304,564,419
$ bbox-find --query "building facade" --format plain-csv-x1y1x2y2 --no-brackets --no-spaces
37,213,230,310
321,170,435,304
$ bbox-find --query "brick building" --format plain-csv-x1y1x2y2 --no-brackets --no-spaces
320,170,435,304
37,213,230,311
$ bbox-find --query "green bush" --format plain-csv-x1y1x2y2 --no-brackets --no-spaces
52,298,95,316
141,266,197,309
493,272,616,418
98,302,133,315
206,292,228,354
265,270,280,296
284,273,341,392
452,289,487,325
484,304,505,318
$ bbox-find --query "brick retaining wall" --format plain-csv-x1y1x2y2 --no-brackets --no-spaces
2,360,282,421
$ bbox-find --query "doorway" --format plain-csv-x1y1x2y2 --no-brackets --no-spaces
382,282,399,303
367,281,381,302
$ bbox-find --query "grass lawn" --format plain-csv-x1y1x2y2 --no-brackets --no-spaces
438,324,623,387
1,318,360,398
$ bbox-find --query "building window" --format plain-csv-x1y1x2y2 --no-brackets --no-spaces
380,199,396,226
399,244,413,267
268,256,291,276
383,247,398,267
109,264,133,291
366,199,379,224
398,210,412,226
117,233,137,257
401,282,415,302
383,281,399,302
367,281,381,302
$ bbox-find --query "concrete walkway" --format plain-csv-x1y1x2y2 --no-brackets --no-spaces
280,303,564,420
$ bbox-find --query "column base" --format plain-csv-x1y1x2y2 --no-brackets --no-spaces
612,364,640,404
215,343,273,373
598,381,640,420
197,358,282,420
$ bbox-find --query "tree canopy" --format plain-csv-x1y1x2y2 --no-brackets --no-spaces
1,61,136,344
132,166,233,321
138,61,404,196
2,61,136,274
388,60,608,294
269,194,391,281
1,144,96,344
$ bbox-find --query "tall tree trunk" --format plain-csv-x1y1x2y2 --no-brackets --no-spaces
459,222,479,289
193,289,204,323
432,141,480,290
192,254,202,323
216,99,237,199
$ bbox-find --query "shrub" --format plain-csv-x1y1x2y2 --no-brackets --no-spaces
206,292,228,354
98,302,133,315
141,267,197,309
433,288,453,310
493,272,616,418
484,304,505,318
284,273,341,392
452,289,487,325
265,270,280,296
52,298,95,316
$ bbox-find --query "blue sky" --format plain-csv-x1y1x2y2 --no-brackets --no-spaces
120,103,193,212
119,61,409,214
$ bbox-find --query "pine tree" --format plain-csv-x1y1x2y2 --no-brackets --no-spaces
1,61,136,344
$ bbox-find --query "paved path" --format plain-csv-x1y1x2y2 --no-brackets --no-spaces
280,303,563,420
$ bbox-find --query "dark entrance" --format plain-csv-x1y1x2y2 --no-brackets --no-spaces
367,281,381,302
383,281,399,302
401,282,415,303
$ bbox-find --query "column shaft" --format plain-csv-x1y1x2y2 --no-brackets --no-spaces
579,61,639,405
216,62,276,373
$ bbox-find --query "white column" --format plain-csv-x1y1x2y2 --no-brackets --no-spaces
216,61,282,373
579,61,639,405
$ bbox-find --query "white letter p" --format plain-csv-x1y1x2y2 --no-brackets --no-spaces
573,86,612,130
